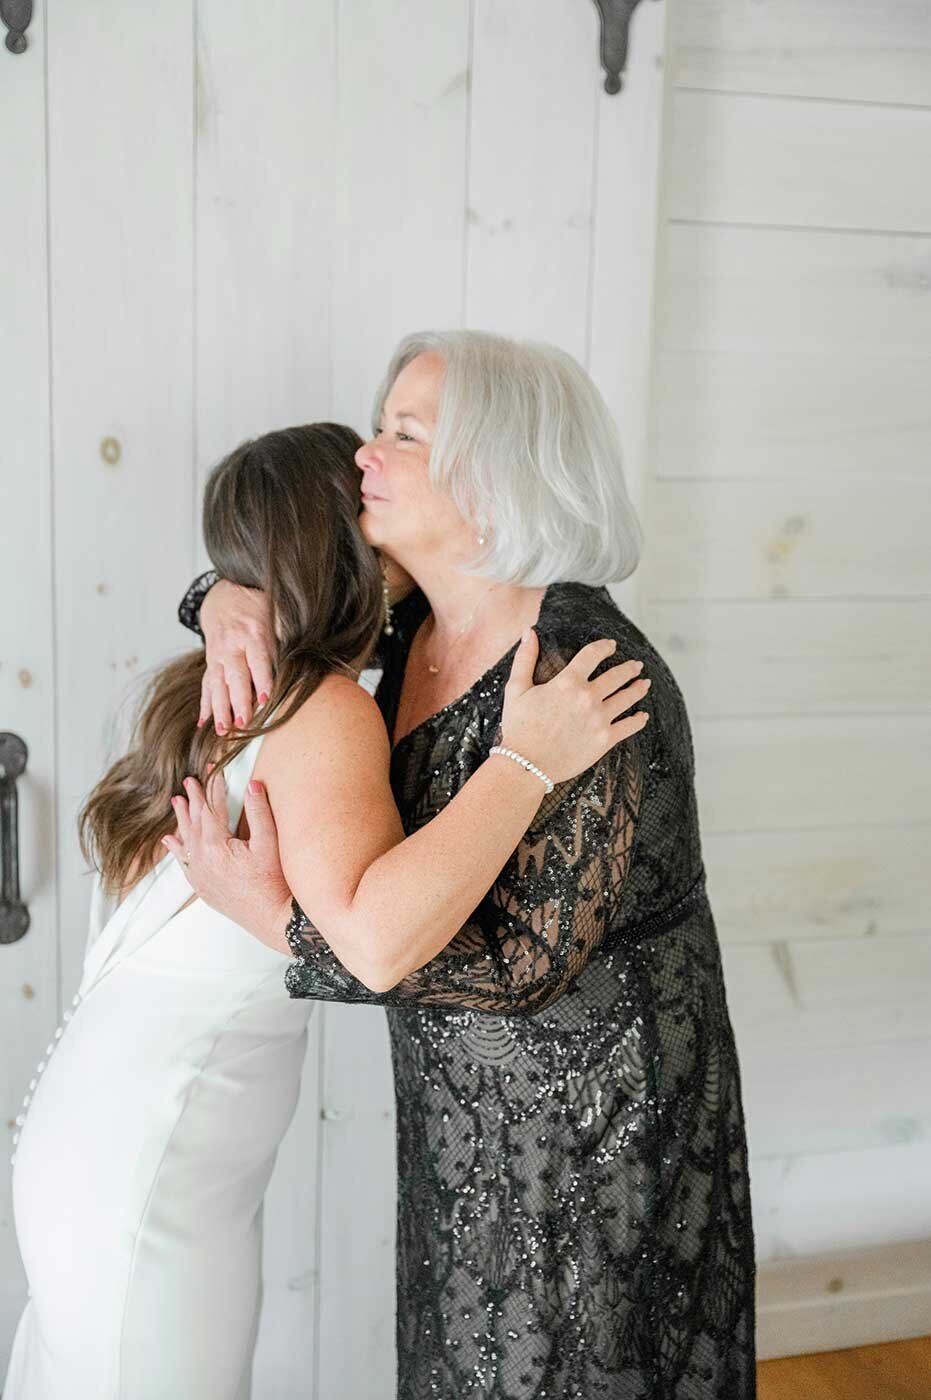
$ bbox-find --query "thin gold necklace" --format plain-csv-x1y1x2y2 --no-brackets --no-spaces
424,583,503,675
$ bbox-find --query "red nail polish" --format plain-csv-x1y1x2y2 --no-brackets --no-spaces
216,722,225,735
248,780,262,796
258,693,269,706
197,717,206,729
235,715,246,729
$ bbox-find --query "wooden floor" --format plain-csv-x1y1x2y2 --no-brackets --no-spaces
758,1336,931,1400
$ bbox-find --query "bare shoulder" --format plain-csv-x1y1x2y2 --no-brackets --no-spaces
258,673,389,781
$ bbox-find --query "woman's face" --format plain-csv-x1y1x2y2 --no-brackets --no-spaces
356,351,475,570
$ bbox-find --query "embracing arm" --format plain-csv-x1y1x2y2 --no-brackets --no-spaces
168,633,649,996
286,730,644,1015
263,675,548,991
177,562,417,729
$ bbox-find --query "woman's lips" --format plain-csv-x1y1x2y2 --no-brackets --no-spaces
361,491,388,503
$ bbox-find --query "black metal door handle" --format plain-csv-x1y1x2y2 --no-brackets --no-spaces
0,731,30,943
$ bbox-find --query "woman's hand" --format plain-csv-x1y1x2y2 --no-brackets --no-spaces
199,581,276,733
162,771,294,951
500,630,650,784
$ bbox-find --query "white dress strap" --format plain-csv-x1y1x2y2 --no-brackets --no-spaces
221,733,266,830
79,735,267,995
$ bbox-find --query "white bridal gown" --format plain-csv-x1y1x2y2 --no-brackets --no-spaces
4,735,311,1400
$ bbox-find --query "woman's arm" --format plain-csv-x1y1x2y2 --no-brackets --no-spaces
285,730,643,1016
177,568,416,730
167,634,649,994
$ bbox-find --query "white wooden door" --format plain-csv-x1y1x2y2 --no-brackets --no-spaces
0,3,669,1394
0,7,58,1356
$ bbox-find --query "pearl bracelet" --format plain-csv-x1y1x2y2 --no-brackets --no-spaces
489,746,555,795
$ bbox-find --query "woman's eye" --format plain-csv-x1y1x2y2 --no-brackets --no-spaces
397,431,414,443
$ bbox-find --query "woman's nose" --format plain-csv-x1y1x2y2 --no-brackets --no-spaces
355,439,382,474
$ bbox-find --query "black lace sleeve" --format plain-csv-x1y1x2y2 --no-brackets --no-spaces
177,570,219,641
284,734,645,1016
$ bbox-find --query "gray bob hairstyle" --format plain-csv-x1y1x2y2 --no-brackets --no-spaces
374,329,642,587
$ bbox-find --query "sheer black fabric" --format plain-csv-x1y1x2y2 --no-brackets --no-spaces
178,569,218,641
179,577,755,1398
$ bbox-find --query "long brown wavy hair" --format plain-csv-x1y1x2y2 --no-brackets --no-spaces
79,422,383,898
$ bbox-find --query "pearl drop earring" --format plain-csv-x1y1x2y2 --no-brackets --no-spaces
382,576,395,636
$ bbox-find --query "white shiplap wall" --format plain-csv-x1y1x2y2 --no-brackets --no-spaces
0,3,668,1394
646,0,931,1356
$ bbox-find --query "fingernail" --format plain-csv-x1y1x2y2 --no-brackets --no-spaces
170,796,179,808
248,780,262,796
642,679,652,689
207,761,215,773
216,722,225,735
197,717,206,729
235,715,246,729
258,693,269,706
634,660,645,672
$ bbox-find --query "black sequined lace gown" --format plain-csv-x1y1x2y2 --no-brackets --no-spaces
180,575,755,1399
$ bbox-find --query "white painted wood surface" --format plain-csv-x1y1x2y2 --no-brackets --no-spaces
668,90,931,232
705,824,931,946
649,0,931,1351
757,1238,931,1360
671,0,931,106
650,600,931,715
647,477,931,600
0,8,58,1354
657,224,931,356
752,1143,931,1260
591,0,671,620
465,0,597,361
329,0,472,433
738,1036,931,1159
652,349,931,482
722,934,931,1048
0,1,671,1392
194,0,337,483
45,0,196,1003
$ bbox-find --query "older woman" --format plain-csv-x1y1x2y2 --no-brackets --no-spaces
175,331,755,1398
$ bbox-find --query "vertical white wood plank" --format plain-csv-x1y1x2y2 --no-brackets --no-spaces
250,1014,323,1400
194,6,340,1392
195,0,337,487
319,1006,398,1399
587,0,671,624
0,14,58,1367
465,0,598,360
330,0,471,432
46,0,195,1002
